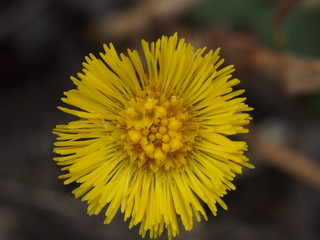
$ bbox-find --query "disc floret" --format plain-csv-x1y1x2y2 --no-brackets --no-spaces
119,86,196,171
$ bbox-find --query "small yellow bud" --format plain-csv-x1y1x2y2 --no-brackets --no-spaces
168,118,181,131
162,134,170,143
126,107,136,118
140,136,148,146
160,118,169,126
161,143,171,152
150,126,158,133
169,138,182,151
134,124,143,131
144,98,156,110
154,147,165,161
155,106,167,119
155,132,162,140
144,143,155,155
129,130,142,144
148,133,156,142
167,130,177,137
142,128,149,136
158,126,167,134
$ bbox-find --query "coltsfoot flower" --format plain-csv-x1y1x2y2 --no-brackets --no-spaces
53,33,254,239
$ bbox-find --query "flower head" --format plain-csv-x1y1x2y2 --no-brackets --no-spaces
53,33,253,239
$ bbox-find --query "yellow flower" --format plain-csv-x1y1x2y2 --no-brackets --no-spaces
53,33,253,239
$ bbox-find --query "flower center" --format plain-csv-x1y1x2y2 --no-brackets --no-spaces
119,87,197,171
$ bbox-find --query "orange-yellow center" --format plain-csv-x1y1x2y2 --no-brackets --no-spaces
119,87,197,171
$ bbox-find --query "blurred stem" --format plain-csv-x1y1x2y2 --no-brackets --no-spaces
272,0,301,48
243,125,320,189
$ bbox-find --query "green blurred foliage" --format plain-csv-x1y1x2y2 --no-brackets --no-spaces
190,0,320,58
284,4,320,58
284,4,320,118
190,0,279,47
190,0,320,118
307,94,320,118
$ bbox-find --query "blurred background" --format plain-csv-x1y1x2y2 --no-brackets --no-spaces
1,0,320,239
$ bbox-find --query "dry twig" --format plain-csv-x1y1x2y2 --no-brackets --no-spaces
86,0,205,40
243,126,320,188
183,28,320,95
252,49,320,95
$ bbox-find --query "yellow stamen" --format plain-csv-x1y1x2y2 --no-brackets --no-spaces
158,126,167,134
168,118,181,131
120,87,195,171
161,143,171,152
